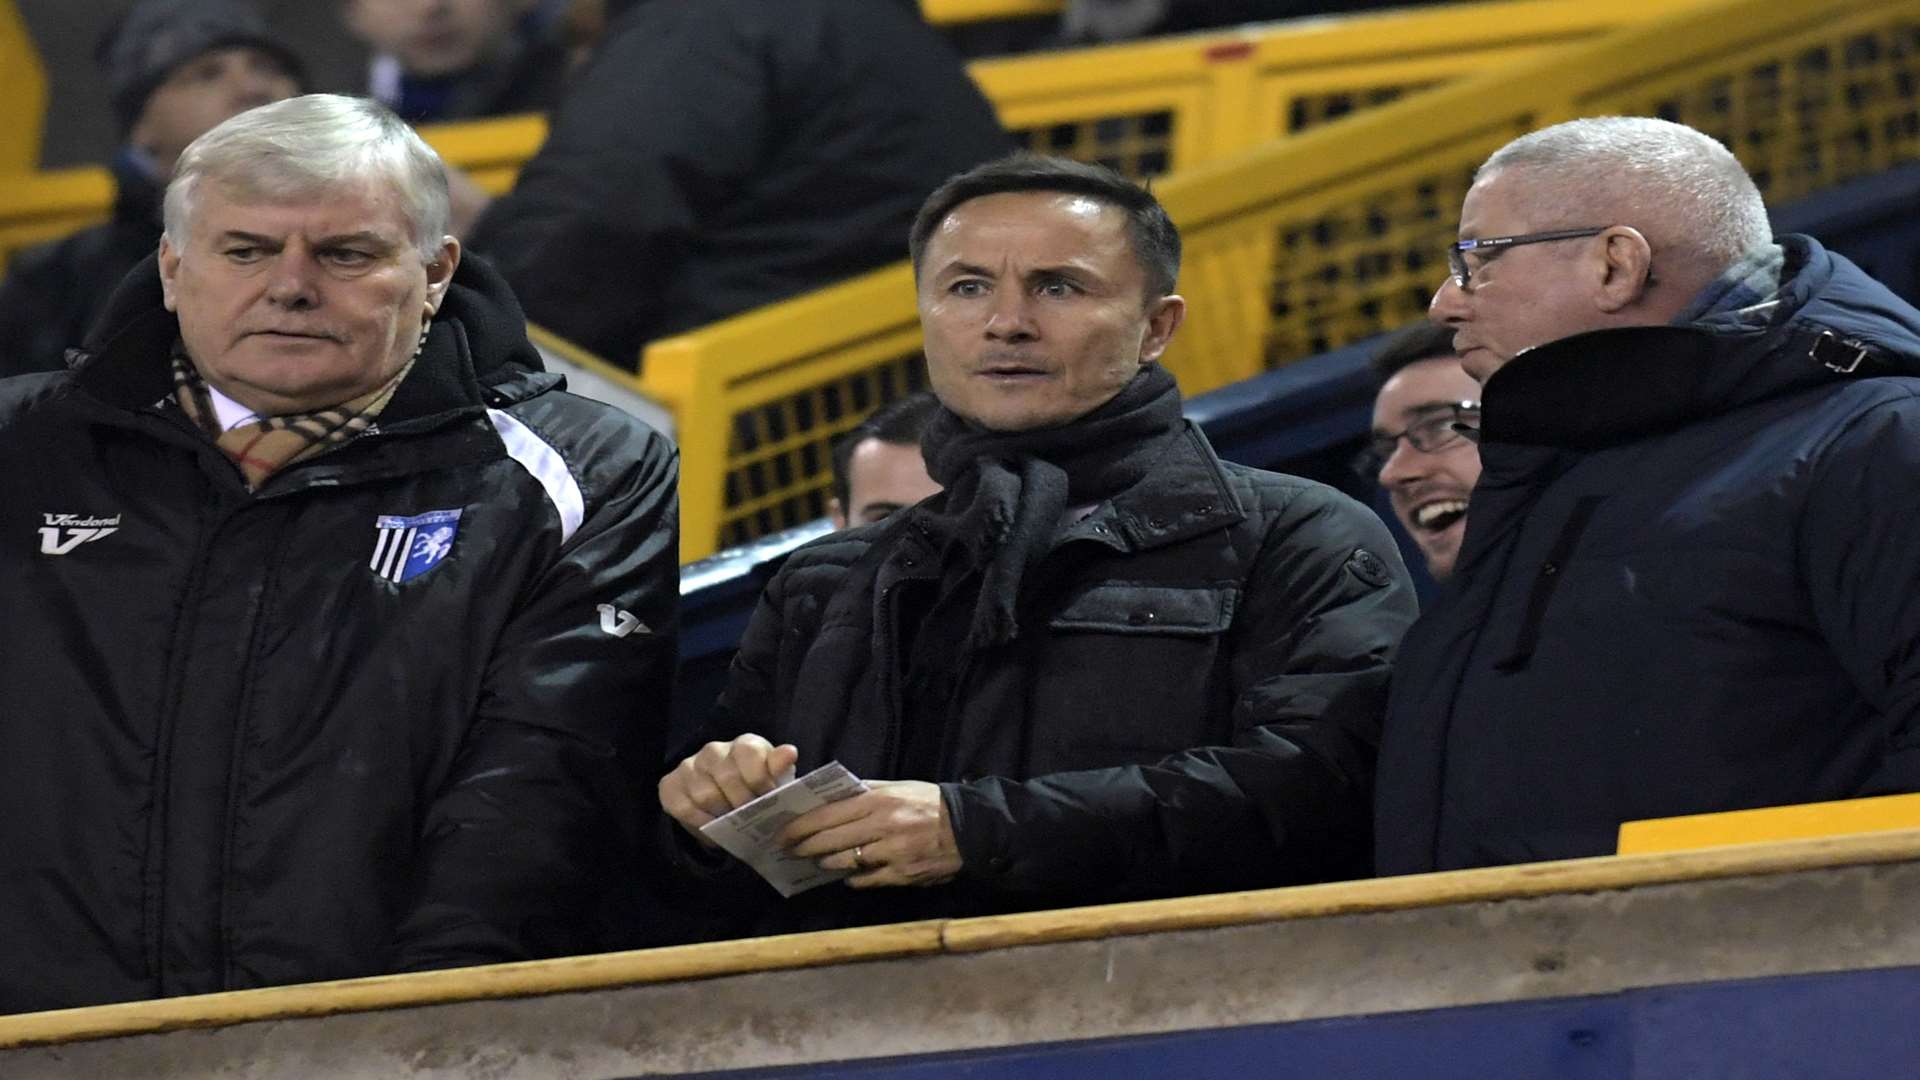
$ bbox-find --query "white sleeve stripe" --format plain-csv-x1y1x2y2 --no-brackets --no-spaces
487,408,586,544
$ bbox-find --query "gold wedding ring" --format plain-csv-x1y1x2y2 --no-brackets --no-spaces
852,845,866,869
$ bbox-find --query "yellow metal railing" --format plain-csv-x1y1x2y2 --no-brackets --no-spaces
639,0,1678,558
0,3,1662,289
0,0,41,174
12,0,1910,559
974,0,1670,175
645,0,1920,561
0,0,1664,557
923,0,1063,21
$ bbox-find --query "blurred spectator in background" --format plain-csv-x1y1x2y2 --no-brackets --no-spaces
1359,323,1480,581
1058,0,1444,45
467,0,1014,369
551,0,608,72
343,0,570,124
0,0,302,378
829,391,943,530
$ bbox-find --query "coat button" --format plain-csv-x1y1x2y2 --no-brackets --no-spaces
902,557,917,568
1541,562,1559,576
988,855,1011,872
1195,504,1213,515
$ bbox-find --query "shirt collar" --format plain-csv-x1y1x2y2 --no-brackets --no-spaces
205,381,260,432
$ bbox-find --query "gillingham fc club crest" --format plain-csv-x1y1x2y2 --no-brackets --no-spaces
371,509,462,584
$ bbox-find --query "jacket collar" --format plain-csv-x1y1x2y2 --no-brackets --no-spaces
1479,235,1920,453
890,420,1244,570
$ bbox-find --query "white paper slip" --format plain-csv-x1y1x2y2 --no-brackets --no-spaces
699,761,870,897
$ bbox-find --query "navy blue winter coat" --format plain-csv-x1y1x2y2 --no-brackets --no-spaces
1376,236,1920,874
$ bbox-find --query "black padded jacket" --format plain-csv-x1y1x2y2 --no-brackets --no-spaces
0,253,678,1012
680,420,1418,934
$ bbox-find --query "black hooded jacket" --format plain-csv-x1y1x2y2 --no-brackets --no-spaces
0,253,678,1012
1375,237,1920,874
468,0,1013,367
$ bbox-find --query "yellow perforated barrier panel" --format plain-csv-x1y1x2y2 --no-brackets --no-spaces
651,0,1920,560
11,0,1912,561
0,2,1663,295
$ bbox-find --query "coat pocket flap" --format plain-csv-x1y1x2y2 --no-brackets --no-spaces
1048,583,1238,636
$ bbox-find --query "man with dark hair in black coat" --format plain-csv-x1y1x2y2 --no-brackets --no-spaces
660,154,1417,934
466,0,1014,369
1378,116,1920,875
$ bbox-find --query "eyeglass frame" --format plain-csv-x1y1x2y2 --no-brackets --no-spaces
1352,400,1482,480
1446,227,1607,290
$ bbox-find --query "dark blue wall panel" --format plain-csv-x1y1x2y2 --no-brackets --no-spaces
676,964,1920,1080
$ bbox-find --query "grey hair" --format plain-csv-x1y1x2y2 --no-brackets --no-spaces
1479,116,1772,270
163,94,451,261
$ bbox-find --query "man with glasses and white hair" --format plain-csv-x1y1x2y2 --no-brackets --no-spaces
1375,115,1920,876
0,94,678,1012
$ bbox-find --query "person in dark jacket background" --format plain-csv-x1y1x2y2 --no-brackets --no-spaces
659,155,1417,935
0,93,678,1013
465,0,1014,369
828,390,943,530
1376,116,1920,875
343,0,571,124
0,0,303,379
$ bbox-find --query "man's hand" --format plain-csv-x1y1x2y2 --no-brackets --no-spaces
782,780,962,888
659,734,800,843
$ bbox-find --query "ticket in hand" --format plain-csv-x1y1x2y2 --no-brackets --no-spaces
698,761,870,897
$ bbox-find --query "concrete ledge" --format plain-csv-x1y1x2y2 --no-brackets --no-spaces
5,830,1920,1077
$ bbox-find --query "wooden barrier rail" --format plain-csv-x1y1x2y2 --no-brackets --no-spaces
4,827,1919,1076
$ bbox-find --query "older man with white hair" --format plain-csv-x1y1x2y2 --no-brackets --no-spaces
1376,115,1920,875
0,94,678,1012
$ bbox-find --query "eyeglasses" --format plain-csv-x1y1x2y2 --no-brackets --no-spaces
1446,227,1606,290
1352,402,1481,479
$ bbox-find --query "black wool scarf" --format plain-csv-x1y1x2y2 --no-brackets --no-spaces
920,364,1184,649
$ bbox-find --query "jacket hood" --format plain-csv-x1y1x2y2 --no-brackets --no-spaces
75,247,551,416
1481,235,1920,451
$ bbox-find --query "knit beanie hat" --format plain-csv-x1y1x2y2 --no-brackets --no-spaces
97,0,306,132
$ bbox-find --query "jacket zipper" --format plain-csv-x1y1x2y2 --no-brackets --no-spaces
140,489,235,995
1492,495,1605,672
877,582,906,774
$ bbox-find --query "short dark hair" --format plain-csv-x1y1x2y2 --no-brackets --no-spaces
1369,322,1460,384
909,153,1181,300
830,391,942,511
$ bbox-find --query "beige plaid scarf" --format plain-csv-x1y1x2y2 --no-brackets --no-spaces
171,343,415,489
